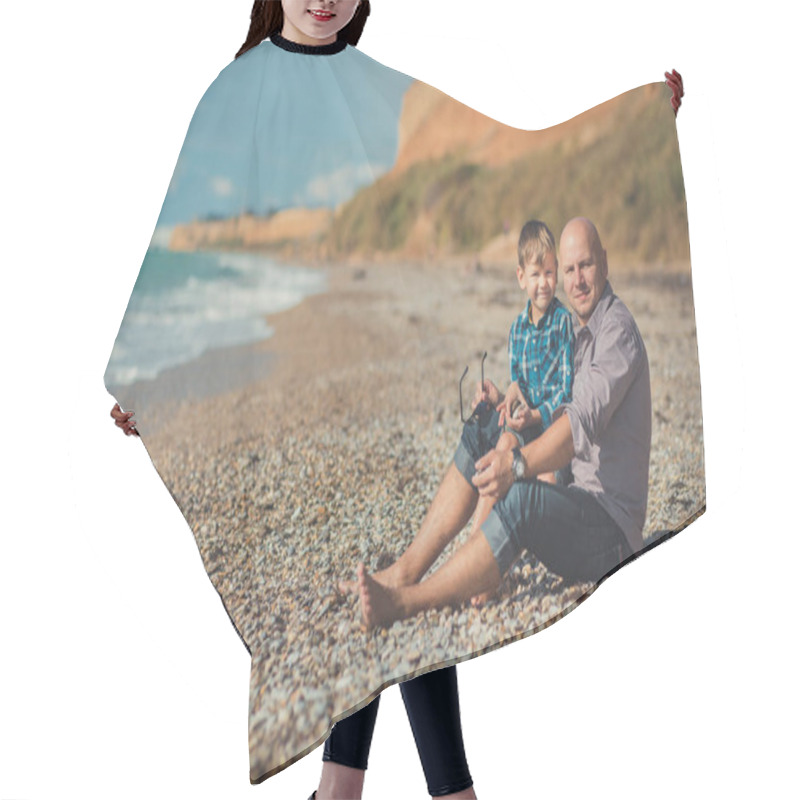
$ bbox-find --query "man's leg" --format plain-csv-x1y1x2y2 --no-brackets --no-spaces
357,479,631,629
357,524,502,629
339,448,486,594
340,407,504,595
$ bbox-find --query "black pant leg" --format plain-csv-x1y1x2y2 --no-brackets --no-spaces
400,665,474,797
322,694,381,771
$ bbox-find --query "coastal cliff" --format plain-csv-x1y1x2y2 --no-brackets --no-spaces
169,81,687,266
169,207,333,254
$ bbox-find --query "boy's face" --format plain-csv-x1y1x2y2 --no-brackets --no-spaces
517,251,558,319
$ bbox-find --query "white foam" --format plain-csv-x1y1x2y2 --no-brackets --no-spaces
106,252,326,387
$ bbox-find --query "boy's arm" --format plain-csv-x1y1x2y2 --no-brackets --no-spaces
501,380,543,431
535,314,574,430
508,319,523,386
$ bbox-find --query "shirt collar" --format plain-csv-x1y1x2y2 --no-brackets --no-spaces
525,297,556,330
573,281,614,337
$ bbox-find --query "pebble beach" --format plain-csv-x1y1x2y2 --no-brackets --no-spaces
130,255,705,781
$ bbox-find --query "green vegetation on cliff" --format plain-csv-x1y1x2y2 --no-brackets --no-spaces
327,84,687,263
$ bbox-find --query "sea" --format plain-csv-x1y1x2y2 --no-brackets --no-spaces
104,247,327,388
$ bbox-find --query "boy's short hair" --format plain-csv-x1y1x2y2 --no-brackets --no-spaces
518,220,557,269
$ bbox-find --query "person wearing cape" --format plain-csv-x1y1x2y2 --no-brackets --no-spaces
106,0,694,789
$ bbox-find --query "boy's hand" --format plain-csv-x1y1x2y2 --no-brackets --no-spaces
473,378,501,409
497,382,526,426
504,403,537,433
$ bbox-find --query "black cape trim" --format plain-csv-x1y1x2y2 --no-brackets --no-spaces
271,32,347,55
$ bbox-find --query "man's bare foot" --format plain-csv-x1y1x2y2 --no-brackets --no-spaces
357,562,405,629
338,560,412,596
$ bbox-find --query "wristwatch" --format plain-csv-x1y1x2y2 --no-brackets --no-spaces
511,447,526,482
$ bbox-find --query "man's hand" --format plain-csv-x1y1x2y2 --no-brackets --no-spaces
472,447,514,500
473,378,502,410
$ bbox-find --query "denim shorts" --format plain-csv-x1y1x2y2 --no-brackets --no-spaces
453,405,537,478
481,480,631,581
453,411,630,581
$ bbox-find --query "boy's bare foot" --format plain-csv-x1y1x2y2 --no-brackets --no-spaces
338,560,412,596
472,554,523,606
357,562,405,629
470,588,497,607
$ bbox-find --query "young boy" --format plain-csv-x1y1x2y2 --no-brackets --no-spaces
464,220,573,601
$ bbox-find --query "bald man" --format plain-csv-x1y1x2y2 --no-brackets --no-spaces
352,218,651,629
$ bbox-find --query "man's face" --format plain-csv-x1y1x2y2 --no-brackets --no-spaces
517,251,558,320
561,230,608,326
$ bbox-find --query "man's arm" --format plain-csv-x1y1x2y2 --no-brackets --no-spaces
566,319,645,459
518,412,574,477
473,413,574,498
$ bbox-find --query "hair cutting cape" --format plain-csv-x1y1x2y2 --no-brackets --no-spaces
105,34,705,783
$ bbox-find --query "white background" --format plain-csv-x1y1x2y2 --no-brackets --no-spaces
1,1,796,798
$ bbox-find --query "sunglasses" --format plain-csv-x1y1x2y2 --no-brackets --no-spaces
459,351,492,452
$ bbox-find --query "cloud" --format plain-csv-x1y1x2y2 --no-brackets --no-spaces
305,162,385,205
150,226,174,249
211,176,234,197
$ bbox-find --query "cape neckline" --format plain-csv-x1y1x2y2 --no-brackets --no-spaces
270,32,348,55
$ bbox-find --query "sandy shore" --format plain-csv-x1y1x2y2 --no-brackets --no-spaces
129,255,705,781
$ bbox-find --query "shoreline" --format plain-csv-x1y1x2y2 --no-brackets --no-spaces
168,239,693,275
109,250,694,433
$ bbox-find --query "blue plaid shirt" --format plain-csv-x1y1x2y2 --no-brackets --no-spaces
508,296,574,430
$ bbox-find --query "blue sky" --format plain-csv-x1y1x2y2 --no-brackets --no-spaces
153,42,412,233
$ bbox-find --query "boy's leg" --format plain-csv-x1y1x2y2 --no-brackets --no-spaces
374,409,506,587
468,432,518,536
468,431,519,606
